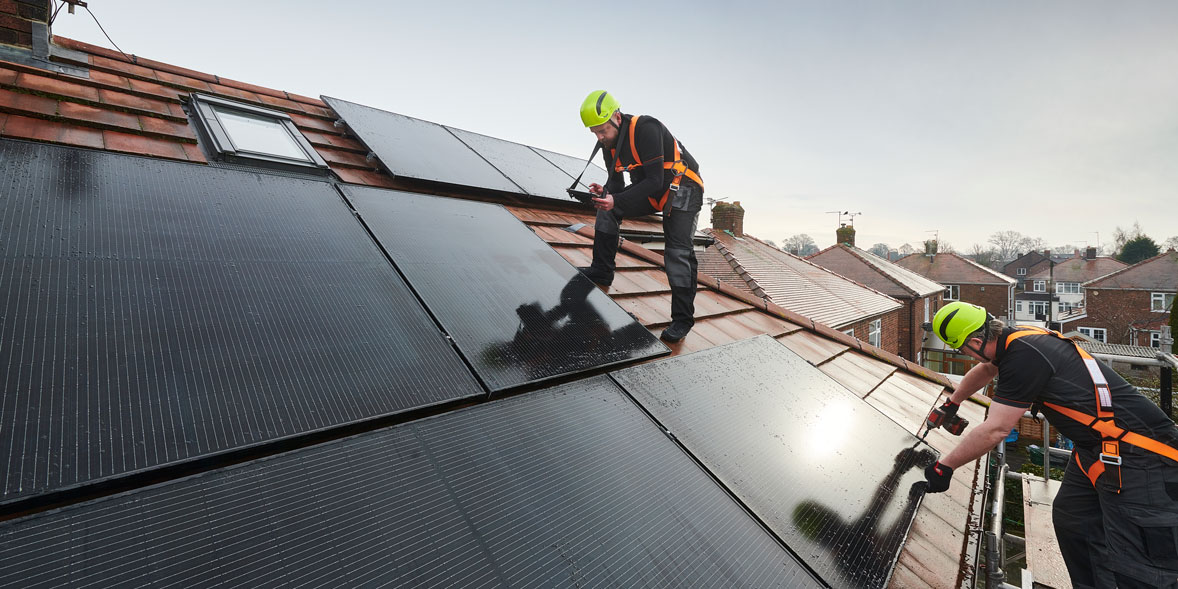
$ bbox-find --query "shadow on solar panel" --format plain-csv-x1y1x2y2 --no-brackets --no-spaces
611,335,937,589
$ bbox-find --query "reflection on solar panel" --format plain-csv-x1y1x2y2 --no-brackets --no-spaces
530,145,610,191
448,127,582,202
0,140,483,505
340,185,667,391
611,335,933,589
322,96,520,193
0,377,823,588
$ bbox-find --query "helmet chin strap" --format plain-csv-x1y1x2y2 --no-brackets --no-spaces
964,329,993,363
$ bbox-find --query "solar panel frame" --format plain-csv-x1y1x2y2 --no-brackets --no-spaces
0,377,824,588
322,96,522,194
340,184,669,392
446,127,586,203
0,139,484,506
611,335,934,589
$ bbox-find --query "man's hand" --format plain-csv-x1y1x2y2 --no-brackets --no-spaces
587,183,604,196
926,400,960,430
924,461,954,493
591,192,614,212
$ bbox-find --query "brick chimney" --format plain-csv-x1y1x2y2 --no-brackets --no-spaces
836,223,855,247
924,239,938,256
0,0,49,52
711,201,744,237
1086,246,1097,260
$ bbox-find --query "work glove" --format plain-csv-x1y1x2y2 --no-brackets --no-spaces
924,461,954,493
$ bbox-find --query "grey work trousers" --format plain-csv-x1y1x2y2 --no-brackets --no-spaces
594,182,703,290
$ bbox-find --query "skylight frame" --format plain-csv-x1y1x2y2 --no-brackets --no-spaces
188,93,330,175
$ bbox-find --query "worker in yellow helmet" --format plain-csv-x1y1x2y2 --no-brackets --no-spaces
926,301,1178,588
577,90,704,343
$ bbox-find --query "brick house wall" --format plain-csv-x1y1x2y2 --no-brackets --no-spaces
955,284,1010,319
892,293,943,363
0,0,49,50
1084,288,1171,345
842,308,901,356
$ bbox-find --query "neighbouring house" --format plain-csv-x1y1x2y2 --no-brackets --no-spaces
0,6,992,586
702,207,904,356
1014,247,1127,327
809,239,945,364
1081,249,1178,346
1003,250,1051,290
896,245,1017,375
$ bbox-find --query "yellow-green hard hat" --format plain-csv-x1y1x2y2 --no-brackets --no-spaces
580,90,620,127
932,301,989,349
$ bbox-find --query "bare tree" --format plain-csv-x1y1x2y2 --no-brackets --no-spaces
987,230,1045,263
782,234,819,257
1164,235,1178,251
898,243,916,257
1112,222,1146,256
970,243,998,268
868,243,891,258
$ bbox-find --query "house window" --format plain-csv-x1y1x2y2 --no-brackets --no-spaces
1152,292,1176,312
1079,327,1107,343
869,319,882,348
843,328,855,338
945,285,959,300
1151,331,1162,348
1056,282,1081,294
1032,280,1046,292
1028,301,1049,317
1059,301,1080,313
1016,301,1024,313
188,93,329,174
1017,268,1027,276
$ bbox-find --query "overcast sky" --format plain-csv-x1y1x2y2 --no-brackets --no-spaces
51,1,1178,254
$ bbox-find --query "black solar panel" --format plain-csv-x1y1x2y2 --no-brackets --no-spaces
322,96,521,193
448,127,582,202
0,139,483,505
611,335,934,589
529,145,609,191
340,185,667,392
0,377,822,588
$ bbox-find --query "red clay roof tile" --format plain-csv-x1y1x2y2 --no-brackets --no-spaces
102,130,190,161
87,69,132,90
180,142,206,163
2,115,104,149
57,100,140,131
15,71,100,102
206,83,260,103
300,129,366,151
0,66,18,86
96,88,174,117
285,92,327,108
0,87,59,117
254,92,308,114
217,77,290,101
126,77,182,101
316,147,371,169
90,54,161,81
290,113,341,134
153,70,212,93
137,115,196,140
334,167,397,188
134,58,218,85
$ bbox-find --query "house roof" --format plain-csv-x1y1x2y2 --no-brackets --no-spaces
700,231,903,329
896,252,1018,286
809,243,945,299
1083,250,1178,290
1026,255,1127,283
1002,251,1047,276
0,34,986,588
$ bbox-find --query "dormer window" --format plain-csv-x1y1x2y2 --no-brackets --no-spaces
189,93,329,174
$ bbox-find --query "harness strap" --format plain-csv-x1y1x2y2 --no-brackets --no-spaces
1044,401,1178,464
611,115,705,212
1075,452,1105,486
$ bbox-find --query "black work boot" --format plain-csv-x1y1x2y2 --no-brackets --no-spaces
660,286,696,343
578,231,618,287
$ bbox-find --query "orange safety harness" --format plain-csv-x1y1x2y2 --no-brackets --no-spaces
609,115,704,212
1006,326,1178,491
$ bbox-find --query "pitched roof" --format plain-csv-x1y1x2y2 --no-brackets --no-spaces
701,231,902,329
895,252,1017,286
1002,250,1048,275
1026,255,1127,283
1084,250,1178,290
1,35,985,588
809,243,945,299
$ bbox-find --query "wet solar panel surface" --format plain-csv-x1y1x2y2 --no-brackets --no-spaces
447,127,583,203
323,96,520,193
341,185,668,392
0,377,823,588
611,335,935,589
529,145,610,191
0,140,483,505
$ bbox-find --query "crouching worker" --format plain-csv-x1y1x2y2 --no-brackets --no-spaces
924,301,1178,588
577,90,703,343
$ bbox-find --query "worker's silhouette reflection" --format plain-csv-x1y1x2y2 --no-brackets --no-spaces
792,446,937,588
483,275,653,380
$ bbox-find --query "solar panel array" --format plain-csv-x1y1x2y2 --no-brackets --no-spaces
340,185,668,392
0,377,822,588
611,335,934,589
323,96,606,202
0,140,483,504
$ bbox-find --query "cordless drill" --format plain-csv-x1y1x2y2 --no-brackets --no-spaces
925,400,969,436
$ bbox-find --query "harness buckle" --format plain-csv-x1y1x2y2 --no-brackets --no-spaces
668,182,679,192
1100,453,1122,466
